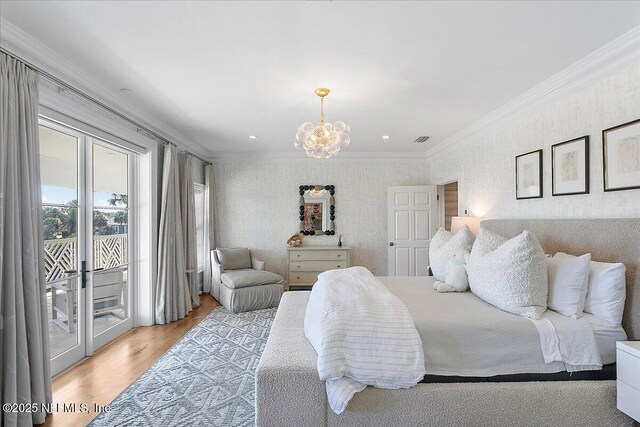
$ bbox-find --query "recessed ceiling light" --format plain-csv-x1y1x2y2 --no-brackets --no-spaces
382,135,390,140
249,135,257,139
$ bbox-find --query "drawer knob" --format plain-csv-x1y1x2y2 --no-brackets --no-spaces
296,276,300,279
337,265,341,268
297,254,300,257
337,254,341,257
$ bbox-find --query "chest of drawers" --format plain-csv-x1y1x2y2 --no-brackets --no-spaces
617,341,640,421
287,246,351,289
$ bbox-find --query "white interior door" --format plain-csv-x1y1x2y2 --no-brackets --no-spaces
387,185,438,276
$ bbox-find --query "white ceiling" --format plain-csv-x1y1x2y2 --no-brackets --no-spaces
2,1,640,156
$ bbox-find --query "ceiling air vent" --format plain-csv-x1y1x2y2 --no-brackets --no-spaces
413,136,430,143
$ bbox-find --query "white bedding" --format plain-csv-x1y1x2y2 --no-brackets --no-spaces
530,310,602,372
304,274,618,414
583,312,627,365
304,267,425,414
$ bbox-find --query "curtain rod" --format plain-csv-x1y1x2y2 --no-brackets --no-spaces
0,46,212,165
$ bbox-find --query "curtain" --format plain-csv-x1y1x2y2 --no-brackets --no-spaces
178,153,199,307
1,53,52,426
155,145,192,324
202,164,215,294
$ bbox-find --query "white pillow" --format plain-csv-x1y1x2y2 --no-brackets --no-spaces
429,226,474,282
547,252,591,319
467,228,548,319
583,258,626,326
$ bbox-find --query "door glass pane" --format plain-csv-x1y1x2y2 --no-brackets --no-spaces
92,266,128,336
92,143,130,337
40,124,80,358
93,144,128,208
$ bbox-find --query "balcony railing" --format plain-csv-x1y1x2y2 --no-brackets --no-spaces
44,234,128,284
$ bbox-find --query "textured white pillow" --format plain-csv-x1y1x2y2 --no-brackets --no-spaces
582,258,626,326
428,226,474,281
467,228,548,319
547,252,591,319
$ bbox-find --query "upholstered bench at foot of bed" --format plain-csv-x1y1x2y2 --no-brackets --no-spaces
256,291,633,427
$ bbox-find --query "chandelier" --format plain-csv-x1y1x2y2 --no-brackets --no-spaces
295,87,350,159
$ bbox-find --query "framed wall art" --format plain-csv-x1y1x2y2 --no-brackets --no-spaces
603,118,640,192
515,149,543,200
552,136,589,196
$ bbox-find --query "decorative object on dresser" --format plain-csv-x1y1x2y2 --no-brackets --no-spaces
287,246,350,289
287,232,304,247
298,185,335,235
515,149,543,199
552,136,590,196
602,118,640,192
616,341,640,421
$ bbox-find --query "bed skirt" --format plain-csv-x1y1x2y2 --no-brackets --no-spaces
256,291,633,427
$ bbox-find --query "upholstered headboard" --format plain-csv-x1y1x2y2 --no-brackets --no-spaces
482,219,639,341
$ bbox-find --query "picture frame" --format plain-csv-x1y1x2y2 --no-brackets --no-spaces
552,136,589,196
515,149,543,200
603,118,640,192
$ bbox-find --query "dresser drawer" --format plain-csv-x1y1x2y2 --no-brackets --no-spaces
290,260,347,272
289,272,319,284
290,250,348,261
617,379,640,421
617,349,640,390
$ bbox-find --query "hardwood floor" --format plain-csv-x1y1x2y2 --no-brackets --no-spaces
40,295,220,427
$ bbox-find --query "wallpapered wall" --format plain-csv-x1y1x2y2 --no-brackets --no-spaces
429,63,640,219
212,158,429,277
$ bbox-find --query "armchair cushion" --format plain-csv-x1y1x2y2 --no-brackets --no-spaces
216,248,252,270
221,269,284,289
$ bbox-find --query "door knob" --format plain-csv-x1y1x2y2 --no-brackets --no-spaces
389,242,394,246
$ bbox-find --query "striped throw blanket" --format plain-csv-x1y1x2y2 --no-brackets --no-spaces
304,267,425,414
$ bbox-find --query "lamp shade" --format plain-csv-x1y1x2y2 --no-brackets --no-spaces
451,216,482,235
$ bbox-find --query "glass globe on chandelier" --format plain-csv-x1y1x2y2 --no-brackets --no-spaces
295,87,350,159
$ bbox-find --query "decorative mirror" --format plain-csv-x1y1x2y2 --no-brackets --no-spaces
298,185,335,235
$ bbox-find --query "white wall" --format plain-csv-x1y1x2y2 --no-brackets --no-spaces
212,158,429,277
429,63,640,219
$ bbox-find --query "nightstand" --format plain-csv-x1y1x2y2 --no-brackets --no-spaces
617,341,640,422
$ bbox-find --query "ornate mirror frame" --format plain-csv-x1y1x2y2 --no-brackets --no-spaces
298,185,335,235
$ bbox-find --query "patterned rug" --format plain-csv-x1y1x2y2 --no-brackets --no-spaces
90,307,277,427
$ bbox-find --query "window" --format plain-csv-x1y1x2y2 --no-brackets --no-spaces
194,183,206,274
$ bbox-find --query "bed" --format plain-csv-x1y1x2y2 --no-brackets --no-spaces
256,219,639,426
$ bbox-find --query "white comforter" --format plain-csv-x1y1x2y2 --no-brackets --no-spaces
304,267,425,414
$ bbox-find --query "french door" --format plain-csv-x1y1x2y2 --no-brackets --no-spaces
40,118,136,375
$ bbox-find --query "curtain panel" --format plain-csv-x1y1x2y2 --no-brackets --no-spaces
155,145,192,324
178,153,199,307
1,53,52,426
202,164,215,294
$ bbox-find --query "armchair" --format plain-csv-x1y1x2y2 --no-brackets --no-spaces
211,248,284,313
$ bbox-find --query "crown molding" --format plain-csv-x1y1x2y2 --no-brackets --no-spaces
427,25,640,160
210,150,429,162
0,17,210,159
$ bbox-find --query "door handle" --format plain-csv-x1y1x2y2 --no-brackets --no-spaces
80,261,89,289
389,242,394,246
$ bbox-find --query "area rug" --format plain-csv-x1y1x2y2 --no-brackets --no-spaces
90,307,277,427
